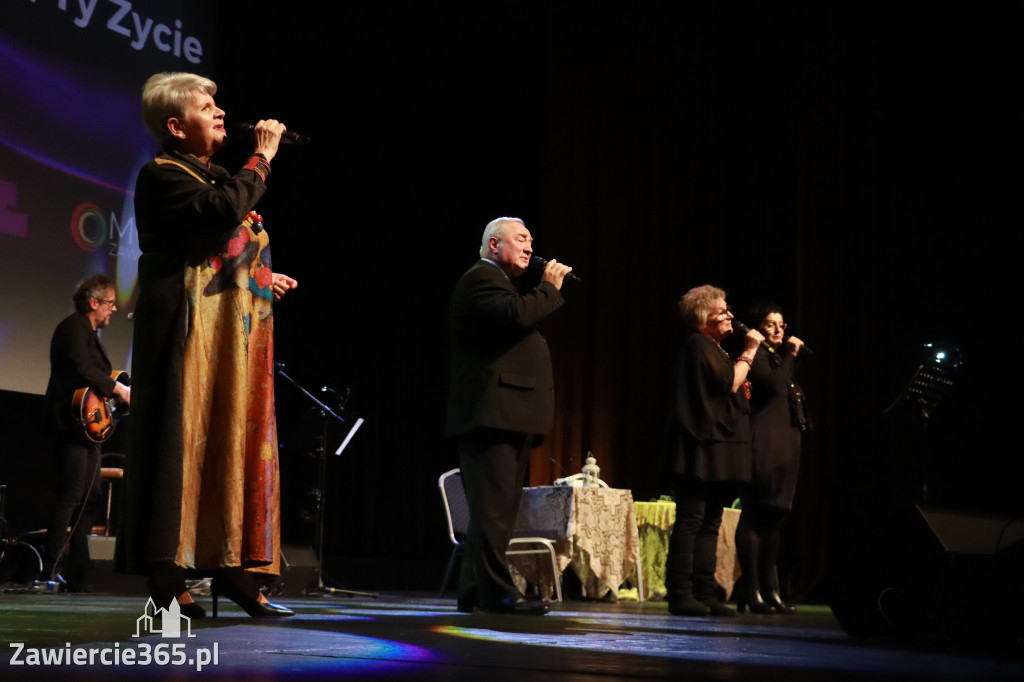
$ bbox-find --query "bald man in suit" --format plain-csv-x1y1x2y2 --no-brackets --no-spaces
446,217,571,615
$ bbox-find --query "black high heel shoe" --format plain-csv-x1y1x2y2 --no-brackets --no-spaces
764,589,796,614
734,586,775,615
210,576,294,618
147,577,206,620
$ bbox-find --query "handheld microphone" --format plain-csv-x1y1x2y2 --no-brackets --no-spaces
530,256,582,282
734,319,814,356
732,319,775,355
238,122,311,145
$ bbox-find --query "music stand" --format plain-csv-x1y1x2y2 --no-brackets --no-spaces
883,343,963,503
276,366,376,598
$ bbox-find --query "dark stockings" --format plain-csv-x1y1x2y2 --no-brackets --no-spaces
735,502,788,601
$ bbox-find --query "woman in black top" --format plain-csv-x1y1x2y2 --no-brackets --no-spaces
734,303,809,614
666,285,763,617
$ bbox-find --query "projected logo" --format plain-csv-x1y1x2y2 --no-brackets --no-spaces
0,180,29,237
71,202,137,256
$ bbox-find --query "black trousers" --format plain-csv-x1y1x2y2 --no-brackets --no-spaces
666,475,738,601
456,429,533,608
45,436,102,582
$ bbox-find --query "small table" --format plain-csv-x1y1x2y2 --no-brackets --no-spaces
634,501,741,601
509,486,642,601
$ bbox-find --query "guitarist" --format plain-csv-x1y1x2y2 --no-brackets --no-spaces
42,274,131,589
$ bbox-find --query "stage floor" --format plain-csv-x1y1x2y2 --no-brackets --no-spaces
1,591,1021,681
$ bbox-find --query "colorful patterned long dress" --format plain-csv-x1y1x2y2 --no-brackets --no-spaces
116,150,281,576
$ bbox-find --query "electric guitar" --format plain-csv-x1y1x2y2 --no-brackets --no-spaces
71,370,130,443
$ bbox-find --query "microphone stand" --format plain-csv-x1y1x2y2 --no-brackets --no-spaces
275,366,377,599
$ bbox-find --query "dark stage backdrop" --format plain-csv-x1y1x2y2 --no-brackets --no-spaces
212,2,1017,595
2,2,1016,596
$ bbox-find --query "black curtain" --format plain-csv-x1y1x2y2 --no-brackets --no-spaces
197,2,1017,594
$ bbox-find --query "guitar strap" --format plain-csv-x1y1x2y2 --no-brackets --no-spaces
154,157,211,185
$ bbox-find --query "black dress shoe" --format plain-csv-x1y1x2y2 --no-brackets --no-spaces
700,598,737,617
668,594,710,616
456,599,477,613
482,596,549,615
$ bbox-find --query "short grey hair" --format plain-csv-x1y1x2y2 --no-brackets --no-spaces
141,72,217,146
479,217,524,258
73,273,115,314
678,284,727,331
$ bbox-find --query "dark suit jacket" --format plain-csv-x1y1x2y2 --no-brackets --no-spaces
445,260,565,437
43,312,115,434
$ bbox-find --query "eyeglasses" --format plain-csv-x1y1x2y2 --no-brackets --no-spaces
763,321,787,331
98,298,117,308
712,306,733,321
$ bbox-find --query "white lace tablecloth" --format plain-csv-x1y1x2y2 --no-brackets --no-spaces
508,486,641,600
633,501,741,601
